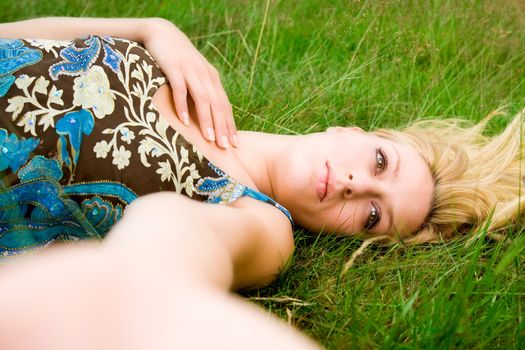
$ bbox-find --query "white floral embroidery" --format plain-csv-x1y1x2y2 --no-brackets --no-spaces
5,96,26,120
184,176,194,197
38,113,55,130
17,112,37,136
6,39,203,196
120,127,135,144
94,140,111,158
188,163,199,178
127,53,140,64
156,161,172,182
27,39,72,58
137,137,159,167
15,75,35,90
73,66,115,119
48,85,64,106
5,75,72,133
84,40,199,195
192,144,204,163
180,145,189,163
131,67,144,82
112,145,131,170
141,61,152,77
146,112,156,122
33,77,50,95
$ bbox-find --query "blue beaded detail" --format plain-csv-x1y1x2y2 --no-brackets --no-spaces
63,182,138,205
0,75,15,98
49,36,100,80
195,163,245,204
102,43,123,74
0,39,43,97
195,163,294,226
0,178,68,218
81,196,124,234
0,129,40,172
49,36,123,80
18,155,63,182
0,151,138,255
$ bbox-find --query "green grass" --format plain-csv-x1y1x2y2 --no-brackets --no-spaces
1,0,524,348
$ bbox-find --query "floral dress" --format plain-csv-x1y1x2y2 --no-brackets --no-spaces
0,36,292,256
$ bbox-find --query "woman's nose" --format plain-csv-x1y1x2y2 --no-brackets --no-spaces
343,172,374,199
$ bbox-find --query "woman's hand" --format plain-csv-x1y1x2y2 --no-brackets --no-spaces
0,17,236,148
143,18,237,149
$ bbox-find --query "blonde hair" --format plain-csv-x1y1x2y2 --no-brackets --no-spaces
374,109,524,244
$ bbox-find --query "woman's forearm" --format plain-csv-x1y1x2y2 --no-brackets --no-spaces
0,16,165,42
0,203,319,349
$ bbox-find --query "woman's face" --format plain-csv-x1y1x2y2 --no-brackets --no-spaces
273,127,434,238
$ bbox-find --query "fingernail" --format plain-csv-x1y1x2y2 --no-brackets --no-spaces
207,127,215,141
221,135,229,149
232,134,239,147
182,112,189,126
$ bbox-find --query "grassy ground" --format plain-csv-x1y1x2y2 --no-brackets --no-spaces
1,0,524,348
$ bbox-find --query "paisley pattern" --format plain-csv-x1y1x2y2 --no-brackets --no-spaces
0,39,42,97
48,36,123,80
0,36,292,256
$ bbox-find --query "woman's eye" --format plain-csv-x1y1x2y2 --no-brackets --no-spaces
375,147,388,173
365,203,381,231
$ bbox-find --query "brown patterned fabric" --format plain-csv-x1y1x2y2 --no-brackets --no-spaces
0,36,291,255
0,36,222,253
1,36,215,197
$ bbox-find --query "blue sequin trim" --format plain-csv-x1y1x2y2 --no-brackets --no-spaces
63,182,138,205
195,162,294,226
243,187,294,226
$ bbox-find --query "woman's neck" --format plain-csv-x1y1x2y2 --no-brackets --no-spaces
235,131,296,199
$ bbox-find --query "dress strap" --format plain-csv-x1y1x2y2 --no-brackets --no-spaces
195,162,294,227
242,187,294,226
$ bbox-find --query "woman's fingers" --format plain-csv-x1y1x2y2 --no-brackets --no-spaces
185,73,216,143
142,20,236,149
184,63,234,149
169,72,190,126
208,65,237,147
202,66,231,149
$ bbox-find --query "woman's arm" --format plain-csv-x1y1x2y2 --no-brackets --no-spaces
0,16,152,41
0,17,237,149
0,193,314,349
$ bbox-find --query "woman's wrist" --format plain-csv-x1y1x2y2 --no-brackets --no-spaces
141,17,183,45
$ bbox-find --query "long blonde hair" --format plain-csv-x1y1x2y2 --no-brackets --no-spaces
374,109,524,244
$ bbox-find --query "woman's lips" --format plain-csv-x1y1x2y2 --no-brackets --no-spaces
317,161,329,202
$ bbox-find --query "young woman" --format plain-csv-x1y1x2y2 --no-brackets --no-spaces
0,17,522,349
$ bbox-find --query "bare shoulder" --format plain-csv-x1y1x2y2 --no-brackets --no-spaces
227,198,295,290
124,193,295,290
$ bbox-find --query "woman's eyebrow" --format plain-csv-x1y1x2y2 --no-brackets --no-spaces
386,205,394,235
391,144,401,180
385,144,401,234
